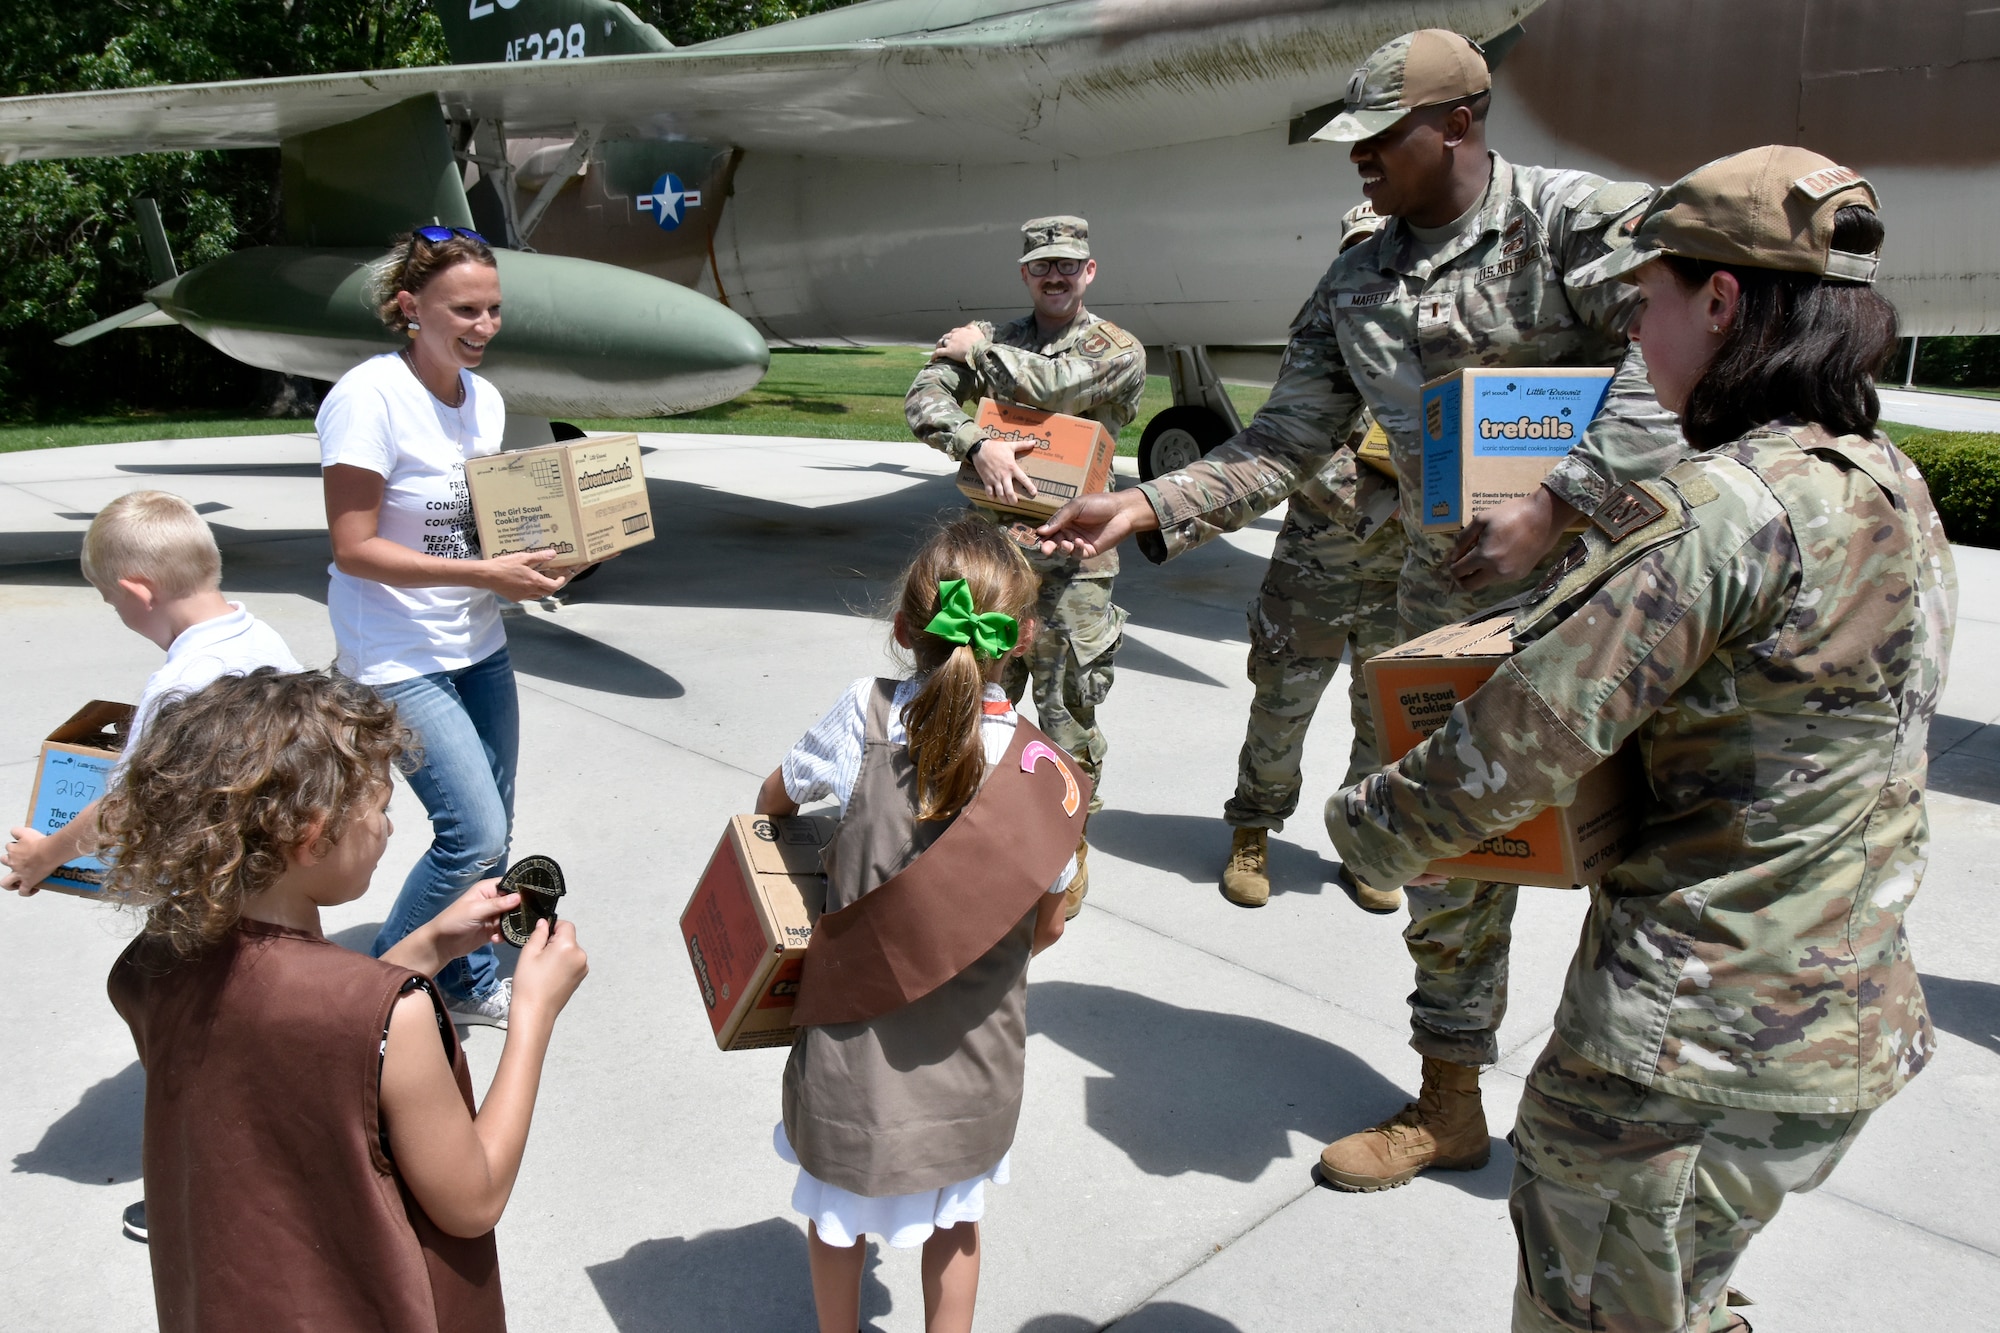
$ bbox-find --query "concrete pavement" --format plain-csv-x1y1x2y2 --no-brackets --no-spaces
1878,386,2000,434
2,430,1996,1332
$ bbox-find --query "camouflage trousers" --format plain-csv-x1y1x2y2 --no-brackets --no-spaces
1395,522,1554,1067
1509,1038,1870,1333
1224,519,1403,829
999,546,1124,815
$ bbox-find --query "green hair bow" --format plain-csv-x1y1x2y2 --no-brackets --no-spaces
924,578,1018,658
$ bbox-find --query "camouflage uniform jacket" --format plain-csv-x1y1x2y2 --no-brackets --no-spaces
905,309,1148,462
1134,154,1682,564
1327,423,1956,1113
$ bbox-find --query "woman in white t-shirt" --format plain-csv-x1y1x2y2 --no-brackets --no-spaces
319,227,570,1028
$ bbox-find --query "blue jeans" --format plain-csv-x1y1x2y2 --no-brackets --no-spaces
370,647,518,1002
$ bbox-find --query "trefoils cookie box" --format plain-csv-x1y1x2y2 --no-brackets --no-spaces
24,700,134,898
680,814,834,1051
464,433,653,570
956,399,1115,519
1363,611,1639,888
1419,367,1614,530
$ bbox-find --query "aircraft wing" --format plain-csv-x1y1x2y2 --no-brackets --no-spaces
0,0,1537,165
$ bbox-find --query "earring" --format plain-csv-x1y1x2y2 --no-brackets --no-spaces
1709,323,1721,333
407,319,420,332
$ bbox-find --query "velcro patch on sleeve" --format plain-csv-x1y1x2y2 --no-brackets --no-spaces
1591,482,1669,541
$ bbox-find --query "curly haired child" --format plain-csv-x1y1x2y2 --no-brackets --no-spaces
102,668,587,1333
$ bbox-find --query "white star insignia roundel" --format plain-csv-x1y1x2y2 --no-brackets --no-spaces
637,172,703,231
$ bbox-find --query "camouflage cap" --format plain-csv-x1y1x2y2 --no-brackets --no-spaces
1339,200,1383,251
1571,145,1882,287
1311,30,1490,144
1022,215,1091,263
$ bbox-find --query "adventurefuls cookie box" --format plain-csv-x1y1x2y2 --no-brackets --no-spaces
464,433,653,569
1363,611,1639,888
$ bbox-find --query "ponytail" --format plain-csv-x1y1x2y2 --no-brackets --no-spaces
897,517,1040,820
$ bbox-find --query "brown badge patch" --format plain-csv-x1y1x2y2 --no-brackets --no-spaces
1591,483,1668,541
1078,331,1112,358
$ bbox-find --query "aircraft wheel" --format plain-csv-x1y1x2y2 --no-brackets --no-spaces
1137,406,1232,482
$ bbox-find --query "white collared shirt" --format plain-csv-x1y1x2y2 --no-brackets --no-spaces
782,675,1073,894
128,602,305,746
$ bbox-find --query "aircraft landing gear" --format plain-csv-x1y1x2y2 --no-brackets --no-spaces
1138,406,1233,482
1140,344,1244,482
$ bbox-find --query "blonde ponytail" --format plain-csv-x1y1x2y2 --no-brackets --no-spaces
897,516,1040,819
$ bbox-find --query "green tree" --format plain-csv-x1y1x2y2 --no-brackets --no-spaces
0,3,447,420
637,2,862,47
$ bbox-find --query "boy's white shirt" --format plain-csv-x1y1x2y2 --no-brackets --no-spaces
782,675,1074,895
317,351,508,686
126,602,305,755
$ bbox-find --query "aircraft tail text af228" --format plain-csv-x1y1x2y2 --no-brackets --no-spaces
5,0,1999,440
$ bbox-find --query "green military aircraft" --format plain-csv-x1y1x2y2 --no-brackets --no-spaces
0,0,1992,468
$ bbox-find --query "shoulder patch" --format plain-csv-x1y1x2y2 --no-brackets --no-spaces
1592,481,1669,541
1583,180,1653,217
1077,321,1137,360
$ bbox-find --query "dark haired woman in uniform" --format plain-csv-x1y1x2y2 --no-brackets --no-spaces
319,227,571,1028
1328,146,1955,1332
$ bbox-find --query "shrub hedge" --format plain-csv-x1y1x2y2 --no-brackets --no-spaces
1895,430,2000,548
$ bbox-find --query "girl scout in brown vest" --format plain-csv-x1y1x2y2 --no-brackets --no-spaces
101,669,589,1333
755,515,1084,1333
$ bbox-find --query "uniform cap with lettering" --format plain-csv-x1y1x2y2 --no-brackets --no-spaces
1021,215,1091,263
1339,201,1383,251
1570,145,1882,287
1311,30,1491,144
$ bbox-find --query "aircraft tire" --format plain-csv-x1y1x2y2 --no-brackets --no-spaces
1137,406,1232,482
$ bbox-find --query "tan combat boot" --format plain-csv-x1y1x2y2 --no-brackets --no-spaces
1220,827,1270,907
1333,862,1404,916
1064,837,1090,920
1316,1056,1489,1191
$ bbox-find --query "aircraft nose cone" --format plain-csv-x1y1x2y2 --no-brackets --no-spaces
485,250,768,418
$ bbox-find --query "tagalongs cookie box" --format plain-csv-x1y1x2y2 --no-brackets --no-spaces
680,814,834,1051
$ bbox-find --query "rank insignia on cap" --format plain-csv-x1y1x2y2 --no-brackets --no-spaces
1591,483,1669,541
1792,165,1866,200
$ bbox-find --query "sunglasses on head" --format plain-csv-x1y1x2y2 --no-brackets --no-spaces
1025,258,1084,276
413,225,487,246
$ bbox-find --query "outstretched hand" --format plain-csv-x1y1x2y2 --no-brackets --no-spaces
478,550,568,603
1035,490,1156,559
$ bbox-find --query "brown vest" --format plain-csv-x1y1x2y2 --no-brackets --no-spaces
781,681,1086,1198
108,921,506,1333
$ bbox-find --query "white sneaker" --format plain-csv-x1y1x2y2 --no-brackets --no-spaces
448,977,511,1030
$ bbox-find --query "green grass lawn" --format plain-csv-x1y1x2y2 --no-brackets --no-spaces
0,346,1272,457
0,347,1978,459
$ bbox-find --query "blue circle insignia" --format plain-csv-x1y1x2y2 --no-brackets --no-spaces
639,172,703,232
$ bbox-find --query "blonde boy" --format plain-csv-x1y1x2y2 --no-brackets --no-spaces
2,490,304,895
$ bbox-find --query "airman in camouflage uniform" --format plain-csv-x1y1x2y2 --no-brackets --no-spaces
1330,148,1948,1332
906,215,1147,915
1221,203,1408,911
1041,30,1682,1184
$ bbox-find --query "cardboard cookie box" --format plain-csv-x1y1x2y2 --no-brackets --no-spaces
680,814,834,1051
956,399,1115,519
1364,612,1640,888
24,700,134,898
464,433,653,569
1419,367,1613,531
